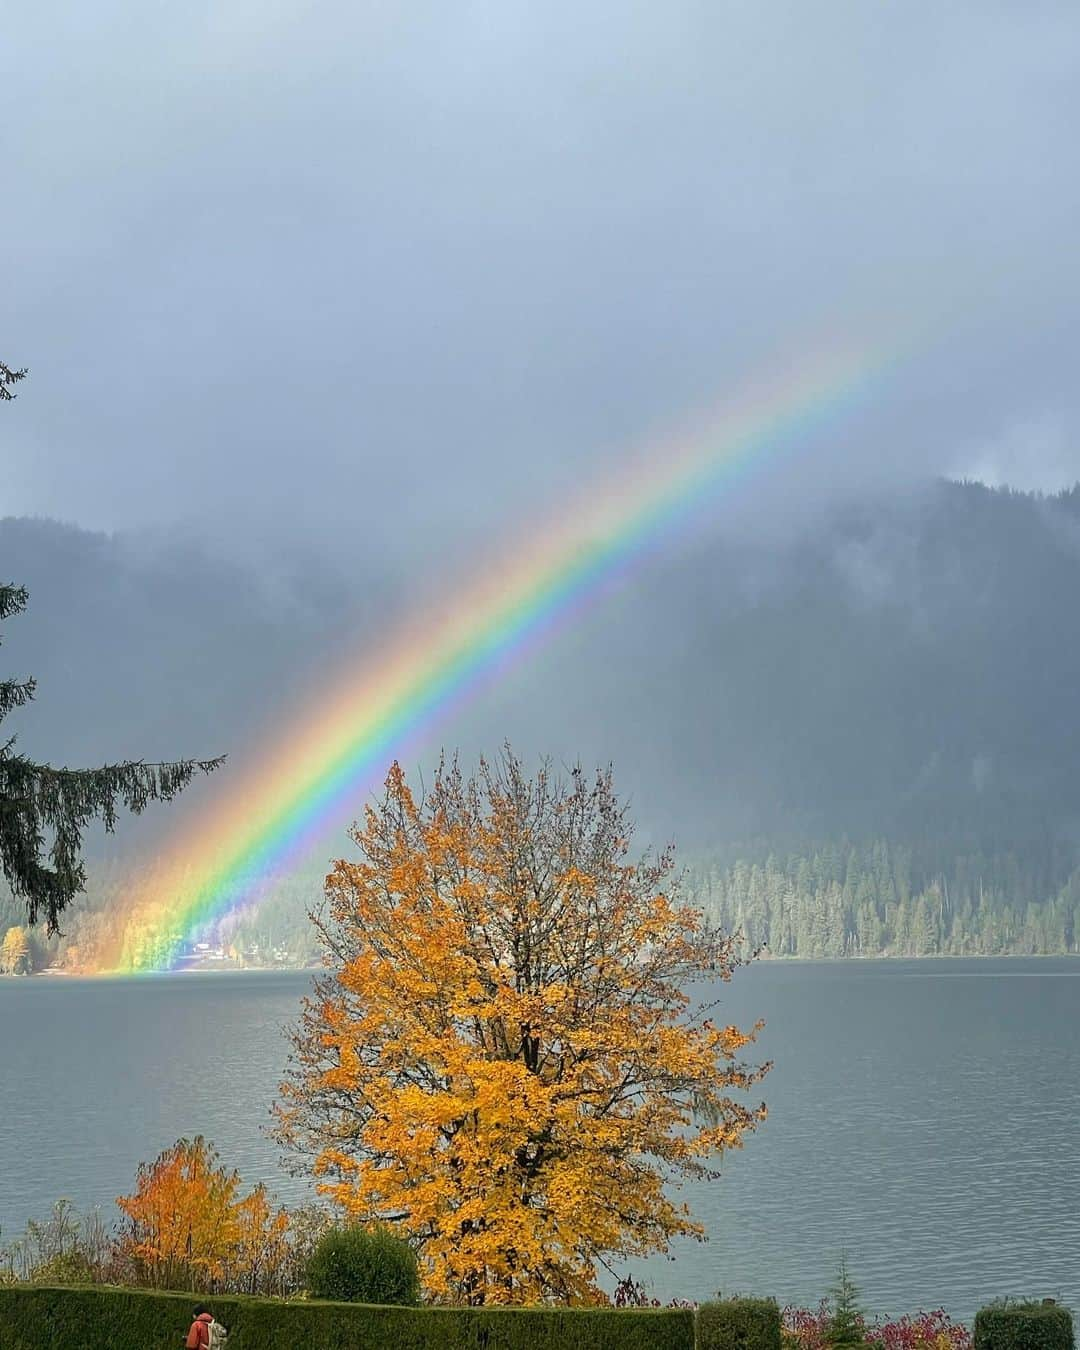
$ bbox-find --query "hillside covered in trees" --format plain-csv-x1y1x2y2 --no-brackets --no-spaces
5,477,1080,965
693,839,1080,959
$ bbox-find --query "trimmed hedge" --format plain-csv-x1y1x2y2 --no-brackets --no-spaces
0,1285,695,1350
974,1302,1075,1350
698,1298,782,1350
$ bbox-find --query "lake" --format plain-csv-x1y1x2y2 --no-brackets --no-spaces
2,958,1078,1321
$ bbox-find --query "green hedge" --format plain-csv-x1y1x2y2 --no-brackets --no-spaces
974,1302,1075,1350
0,1285,695,1350
697,1298,782,1350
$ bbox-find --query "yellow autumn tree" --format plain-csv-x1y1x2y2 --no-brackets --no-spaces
116,1137,239,1290
115,1137,290,1293
1,925,31,974
232,1184,291,1295
275,751,768,1305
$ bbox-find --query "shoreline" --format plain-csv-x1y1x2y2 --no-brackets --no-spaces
6,963,323,979
5,950,1080,979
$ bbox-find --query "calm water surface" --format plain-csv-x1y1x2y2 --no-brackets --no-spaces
2,959,1078,1320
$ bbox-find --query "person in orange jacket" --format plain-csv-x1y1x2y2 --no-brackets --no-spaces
186,1301,225,1344
184,1306,215,1349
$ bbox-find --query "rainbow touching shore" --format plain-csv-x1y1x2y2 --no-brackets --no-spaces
108,339,892,972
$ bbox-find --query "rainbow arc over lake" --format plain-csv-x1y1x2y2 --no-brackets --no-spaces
111,338,891,972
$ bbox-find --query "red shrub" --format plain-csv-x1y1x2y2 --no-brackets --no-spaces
782,1303,971,1350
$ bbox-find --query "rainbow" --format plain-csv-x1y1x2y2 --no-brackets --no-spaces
111,338,891,972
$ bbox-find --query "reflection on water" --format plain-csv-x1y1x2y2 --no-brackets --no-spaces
2,958,1078,1321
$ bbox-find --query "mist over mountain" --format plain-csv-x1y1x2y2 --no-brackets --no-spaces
1,515,394,767
5,476,1080,870
613,477,1080,849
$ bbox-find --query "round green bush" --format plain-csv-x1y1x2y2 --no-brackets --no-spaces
304,1223,420,1305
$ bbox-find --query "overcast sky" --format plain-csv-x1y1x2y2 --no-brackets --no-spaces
4,2,1079,562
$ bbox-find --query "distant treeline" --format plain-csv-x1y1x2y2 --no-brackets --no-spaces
6,835,1080,971
690,838,1080,958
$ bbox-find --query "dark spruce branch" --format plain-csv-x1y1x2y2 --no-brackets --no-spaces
0,362,27,401
2,368,223,932
1,582,223,932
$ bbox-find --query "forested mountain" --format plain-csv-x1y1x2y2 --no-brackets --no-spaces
5,477,1080,963
692,839,1080,958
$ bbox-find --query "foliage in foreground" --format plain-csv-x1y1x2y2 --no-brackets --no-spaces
0,1200,111,1287
783,1300,974,1350
305,1223,420,1306
974,1302,1075,1350
115,1138,291,1293
0,1149,328,1298
0,1285,695,1350
824,1257,867,1347
1,1285,1067,1350
780,1261,976,1350
698,1297,782,1350
276,751,767,1304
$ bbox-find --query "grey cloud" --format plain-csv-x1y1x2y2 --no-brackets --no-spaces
2,1,1079,557
956,412,1076,494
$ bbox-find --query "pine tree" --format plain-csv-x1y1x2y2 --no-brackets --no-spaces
1,364,223,932
824,1255,867,1348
